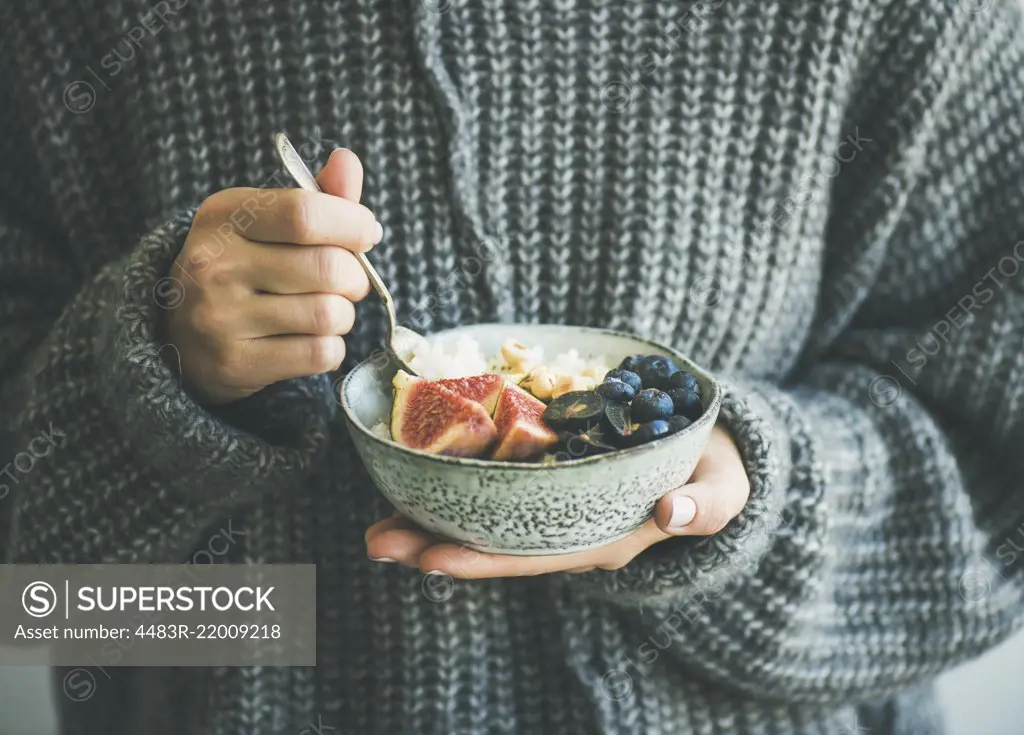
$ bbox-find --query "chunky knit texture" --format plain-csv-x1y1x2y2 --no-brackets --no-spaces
3,1,1024,733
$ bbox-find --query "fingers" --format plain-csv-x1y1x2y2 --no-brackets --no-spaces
367,527,439,566
217,335,347,388
365,515,439,566
417,520,667,578
246,242,372,299
365,514,419,543
417,543,572,577
317,148,364,202
360,513,672,578
415,545,593,578
247,293,355,338
243,188,382,251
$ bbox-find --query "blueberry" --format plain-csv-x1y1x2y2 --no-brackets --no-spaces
631,388,674,422
637,355,679,390
596,379,636,403
618,355,646,374
629,419,671,445
604,369,642,394
666,415,692,435
667,388,703,421
666,371,702,398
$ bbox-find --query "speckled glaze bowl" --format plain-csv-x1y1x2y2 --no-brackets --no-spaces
341,324,721,555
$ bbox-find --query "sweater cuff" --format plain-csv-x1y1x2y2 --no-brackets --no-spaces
565,376,792,607
96,208,333,507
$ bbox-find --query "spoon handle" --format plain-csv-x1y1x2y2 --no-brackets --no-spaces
273,133,398,329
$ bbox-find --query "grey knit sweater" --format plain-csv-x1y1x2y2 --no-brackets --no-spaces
2,0,1024,733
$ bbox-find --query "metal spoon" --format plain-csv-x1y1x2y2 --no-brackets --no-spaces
273,132,423,376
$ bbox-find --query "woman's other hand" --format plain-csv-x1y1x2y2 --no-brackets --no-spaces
365,426,750,577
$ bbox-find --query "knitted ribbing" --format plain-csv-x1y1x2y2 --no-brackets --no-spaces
2,1,1024,734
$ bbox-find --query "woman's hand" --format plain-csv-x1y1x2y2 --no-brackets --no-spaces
165,149,382,405
365,426,750,577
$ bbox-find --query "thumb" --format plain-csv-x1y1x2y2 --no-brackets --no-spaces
654,426,751,537
316,147,364,202
654,480,744,537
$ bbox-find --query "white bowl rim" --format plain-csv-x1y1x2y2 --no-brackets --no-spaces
340,323,722,470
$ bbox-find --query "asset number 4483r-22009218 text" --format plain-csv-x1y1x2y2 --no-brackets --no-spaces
135,624,282,640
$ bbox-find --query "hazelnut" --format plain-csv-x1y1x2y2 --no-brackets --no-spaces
501,339,541,372
527,368,558,400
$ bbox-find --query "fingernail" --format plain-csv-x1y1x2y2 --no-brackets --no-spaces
372,220,384,245
667,495,697,531
369,555,397,563
424,570,448,576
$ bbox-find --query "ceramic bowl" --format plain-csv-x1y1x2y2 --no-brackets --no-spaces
340,324,721,555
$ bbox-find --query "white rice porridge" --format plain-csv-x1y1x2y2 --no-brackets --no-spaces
406,336,608,382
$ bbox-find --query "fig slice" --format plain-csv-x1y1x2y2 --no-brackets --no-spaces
435,373,506,415
491,381,560,461
391,371,498,457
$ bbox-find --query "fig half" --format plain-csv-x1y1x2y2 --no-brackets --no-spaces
436,373,506,415
391,371,498,457
491,382,560,461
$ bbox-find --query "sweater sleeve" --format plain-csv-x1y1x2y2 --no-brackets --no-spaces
565,0,1024,703
0,205,335,564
